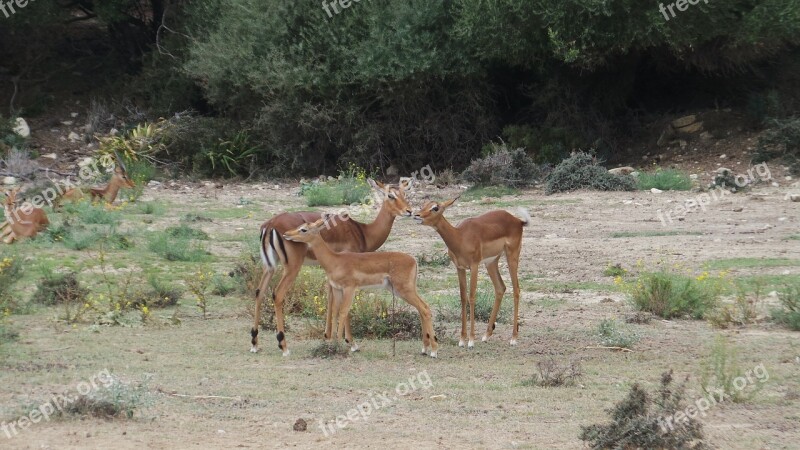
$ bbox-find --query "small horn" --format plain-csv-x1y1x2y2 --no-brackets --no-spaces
113,150,128,173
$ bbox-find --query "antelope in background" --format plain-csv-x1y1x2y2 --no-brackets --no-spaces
1,188,50,244
58,154,135,206
251,179,413,356
283,219,438,357
414,197,529,347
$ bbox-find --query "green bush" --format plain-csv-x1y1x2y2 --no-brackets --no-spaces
31,272,89,306
628,271,721,320
301,165,371,207
545,152,636,194
148,232,211,262
637,169,692,191
63,202,121,226
771,283,800,331
754,117,800,174
461,142,541,187
166,224,209,240
596,319,639,349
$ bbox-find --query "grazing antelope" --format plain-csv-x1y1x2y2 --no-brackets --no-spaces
58,158,135,206
414,197,529,347
1,188,49,244
251,179,412,356
283,219,438,357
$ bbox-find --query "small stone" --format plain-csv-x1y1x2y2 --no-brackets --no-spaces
71,112,79,118
12,117,30,137
68,131,81,142
719,154,727,159
772,182,780,187
3,176,17,185
62,120,74,126
650,188,663,194
689,174,698,180
733,207,743,212
430,394,447,400
41,153,57,160
608,166,635,175
293,418,307,432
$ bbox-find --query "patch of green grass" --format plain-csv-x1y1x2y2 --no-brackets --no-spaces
705,258,800,270
166,224,209,240
63,202,121,226
432,287,510,324
603,264,627,277
525,280,621,293
637,169,693,191
771,283,800,331
302,178,371,206
734,275,800,293
148,232,212,262
136,201,166,215
461,185,520,201
610,230,703,238
788,235,800,241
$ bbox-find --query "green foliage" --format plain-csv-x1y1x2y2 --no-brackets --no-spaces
545,152,637,194
301,165,371,207
434,288,510,324
136,201,166,215
771,283,800,331
603,263,626,277
498,125,582,164
596,319,639,349
637,169,692,191
348,293,423,340
166,224,209,240
63,202,121,226
580,371,706,450
148,232,211,262
754,117,800,174
461,185,520,201
199,130,260,178
628,271,722,320
417,252,451,268
138,276,184,308
0,254,22,311
32,272,89,307
701,336,760,403
60,375,151,420
462,142,541,187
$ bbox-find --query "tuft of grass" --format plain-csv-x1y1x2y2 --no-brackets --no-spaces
166,224,209,240
148,232,211,262
461,185,520,201
788,234,800,241
701,335,761,403
59,375,150,419
309,341,350,359
610,230,703,238
136,201,166,215
31,272,88,306
182,213,213,223
628,271,722,319
603,263,626,277
434,288,510,324
637,169,693,191
596,319,639,349
705,258,800,270
301,165,371,207
417,252,451,267
64,202,121,226
523,357,582,387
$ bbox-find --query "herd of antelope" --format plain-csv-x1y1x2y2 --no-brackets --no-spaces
2,163,528,358
252,179,529,358
0,157,134,244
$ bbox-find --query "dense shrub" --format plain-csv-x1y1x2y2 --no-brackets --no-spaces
637,169,692,191
754,117,800,174
32,273,89,306
461,143,541,187
545,152,636,194
628,271,722,320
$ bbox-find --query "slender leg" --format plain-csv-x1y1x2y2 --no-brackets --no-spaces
457,268,468,347
273,263,302,356
483,257,506,342
324,282,334,340
337,286,356,342
467,264,479,348
251,266,275,353
507,246,522,346
395,285,438,358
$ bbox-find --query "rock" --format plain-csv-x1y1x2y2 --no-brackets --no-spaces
608,166,635,175
678,140,688,149
719,154,727,159
78,157,95,167
147,180,162,187
672,115,697,128
772,182,780,187
293,418,307,432
70,112,79,118
109,128,119,136
733,206,743,212
3,176,17,185
41,153,57,160
676,122,704,134
699,131,714,141
689,174,698,180
650,188,663,194
786,176,793,181
12,117,30,137
386,165,399,176
429,394,447,400
785,193,800,202
716,167,732,175
629,171,639,178
68,131,81,142
61,120,74,126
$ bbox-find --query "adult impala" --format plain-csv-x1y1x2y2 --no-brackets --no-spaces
414,197,529,347
1,188,50,244
283,219,438,357
251,179,412,356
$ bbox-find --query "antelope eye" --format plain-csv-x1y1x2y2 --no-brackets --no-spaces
300,228,307,233
431,205,439,212
388,193,396,200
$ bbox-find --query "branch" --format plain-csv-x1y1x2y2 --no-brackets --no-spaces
584,346,634,352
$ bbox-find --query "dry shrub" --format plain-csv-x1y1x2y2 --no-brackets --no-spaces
526,357,583,387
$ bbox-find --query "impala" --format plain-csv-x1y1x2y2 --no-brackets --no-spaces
283,219,438,357
251,179,412,356
414,197,529,347
1,188,50,244
58,157,135,205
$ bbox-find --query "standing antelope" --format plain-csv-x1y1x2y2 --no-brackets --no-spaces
58,159,135,206
1,188,50,244
251,179,412,356
283,219,438,357
414,197,529,347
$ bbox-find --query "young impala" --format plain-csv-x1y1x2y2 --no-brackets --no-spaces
251,179,412,356
58,156,135,206
283,219,438,357
1,188,50,244
414,197,529,347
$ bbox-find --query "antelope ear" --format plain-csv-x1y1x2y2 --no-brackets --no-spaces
441,196,460,209
309,219,326,229
367,179,385,191
398,178,412,191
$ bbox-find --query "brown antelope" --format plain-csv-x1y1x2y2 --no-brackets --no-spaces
414,198,529,347
1,188,50,244
283,219,438,357
251,179,412,356
58,159,135,206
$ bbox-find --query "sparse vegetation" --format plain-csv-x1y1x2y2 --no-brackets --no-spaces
524,357,582,387
700,335,760,403
148,232,211,262
755,116,800,174
627,270,723,320
637,169,692,191
602,263,626,277
309,341,350,359
417,252,451,267
771,283,800,331
596,319,639,349
579,370,706,450
461,185,520,201
545,152,637,195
